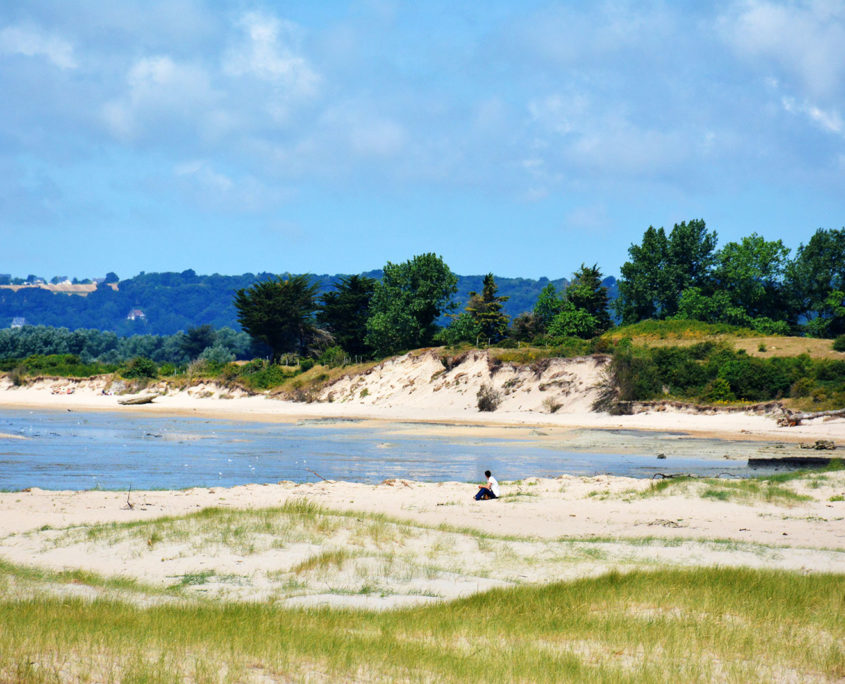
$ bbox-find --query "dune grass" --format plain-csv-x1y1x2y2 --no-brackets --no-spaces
640,461,845,505
0,567,842,682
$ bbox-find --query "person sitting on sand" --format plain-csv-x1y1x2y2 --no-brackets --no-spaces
475,470,500,500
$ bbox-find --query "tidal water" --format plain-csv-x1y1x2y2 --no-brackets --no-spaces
0,409,754,491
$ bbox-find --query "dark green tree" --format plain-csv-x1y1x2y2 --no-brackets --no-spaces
465,273,510,343
563,264,611,335
365,253,458,357
533,282,564,331
181,324,217,360
666,219,718,298
617,220,717,324
713,234,789,321
317,274,376,357
786,228,845,337
234,275,319,362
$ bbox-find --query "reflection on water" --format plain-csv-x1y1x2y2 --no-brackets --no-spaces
0,408,756,491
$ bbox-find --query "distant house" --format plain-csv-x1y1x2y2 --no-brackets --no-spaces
11,317,26,328
126,308,146,321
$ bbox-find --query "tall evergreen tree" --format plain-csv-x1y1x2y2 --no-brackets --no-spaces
564,264,611,334
317,274,376,357
234,275,318,362
465,273,510,343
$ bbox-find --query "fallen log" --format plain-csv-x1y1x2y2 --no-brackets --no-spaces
777,407,845,426
748,456,832,469
117,395,156,405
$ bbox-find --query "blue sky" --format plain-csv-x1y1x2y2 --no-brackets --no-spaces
1,1,844,281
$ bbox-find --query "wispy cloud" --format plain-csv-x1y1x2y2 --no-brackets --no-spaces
102,55,219,140
223,11,320,97
781,96,843,136
719,0,845,99
0,24,76,69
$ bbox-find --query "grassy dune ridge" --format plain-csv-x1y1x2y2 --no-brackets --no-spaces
1,476,844,682
1,566,842,682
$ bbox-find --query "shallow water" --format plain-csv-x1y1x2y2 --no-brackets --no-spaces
0,408,766,491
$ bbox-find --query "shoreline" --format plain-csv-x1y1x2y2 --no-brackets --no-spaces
1,385,844,445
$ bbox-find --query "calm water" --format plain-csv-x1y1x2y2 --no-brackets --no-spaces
0,409,752,491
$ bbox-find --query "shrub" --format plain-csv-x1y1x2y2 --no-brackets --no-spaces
158,362,178,377
542,396,562,413
790,377,815,398
701,378,735,403
198,344,235,366
834,335,845,352
299,358,315,372
477,384,501,412
8,365,26,386
121,357,158,379
318,346,349,368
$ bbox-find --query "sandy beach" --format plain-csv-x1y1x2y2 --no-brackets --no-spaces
1,362,844,610
2,367,845,443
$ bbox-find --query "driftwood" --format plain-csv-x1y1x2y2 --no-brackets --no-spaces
748,456,832,469
117,395,156,405
777,408,845,426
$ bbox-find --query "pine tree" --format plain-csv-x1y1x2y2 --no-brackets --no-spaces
465,273,510,343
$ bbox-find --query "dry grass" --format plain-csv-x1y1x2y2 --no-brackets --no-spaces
0,567,841,682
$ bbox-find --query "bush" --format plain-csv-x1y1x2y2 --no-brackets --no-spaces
158,362,178,377
299,358,315,372
477,384,501,412
542,396,562,413
318,346,349,368
790,377,815,398
8,365,26,386
701,378,735,403
834,335,845,352
122,357,158,379
198,344,235,366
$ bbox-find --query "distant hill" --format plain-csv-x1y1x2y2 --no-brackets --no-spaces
0,270,618,335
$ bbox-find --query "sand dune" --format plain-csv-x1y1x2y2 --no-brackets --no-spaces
1,349,844,443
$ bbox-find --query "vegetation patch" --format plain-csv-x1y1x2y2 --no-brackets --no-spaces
0,567,841,682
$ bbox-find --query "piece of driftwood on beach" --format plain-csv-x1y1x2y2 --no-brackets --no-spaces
117,395,156,406
748,456,833,468
777,407,845,426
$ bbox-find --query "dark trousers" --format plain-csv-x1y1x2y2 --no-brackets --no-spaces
475,487,497,500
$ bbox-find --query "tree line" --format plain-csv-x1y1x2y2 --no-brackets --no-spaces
3,221,844,368
234,223,845,364
0,269,586,335
616,221,845,337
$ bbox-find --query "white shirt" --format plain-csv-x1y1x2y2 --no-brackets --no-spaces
488,475,500,497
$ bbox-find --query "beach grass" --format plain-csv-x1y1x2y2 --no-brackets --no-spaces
640,470,836,506
0,566,842,682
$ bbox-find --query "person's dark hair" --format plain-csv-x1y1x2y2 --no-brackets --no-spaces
484,470,491,477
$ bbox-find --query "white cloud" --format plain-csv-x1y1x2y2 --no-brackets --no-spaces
526,91,695,182
781,96,843,135
0,24,76,69
223,11,320,98
720,0,845,98
172,160,287,212
102,55,219,140
174,160,233,193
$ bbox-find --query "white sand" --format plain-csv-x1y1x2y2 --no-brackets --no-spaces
0,475,843,609
2,350,844,608
1,349,844,442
